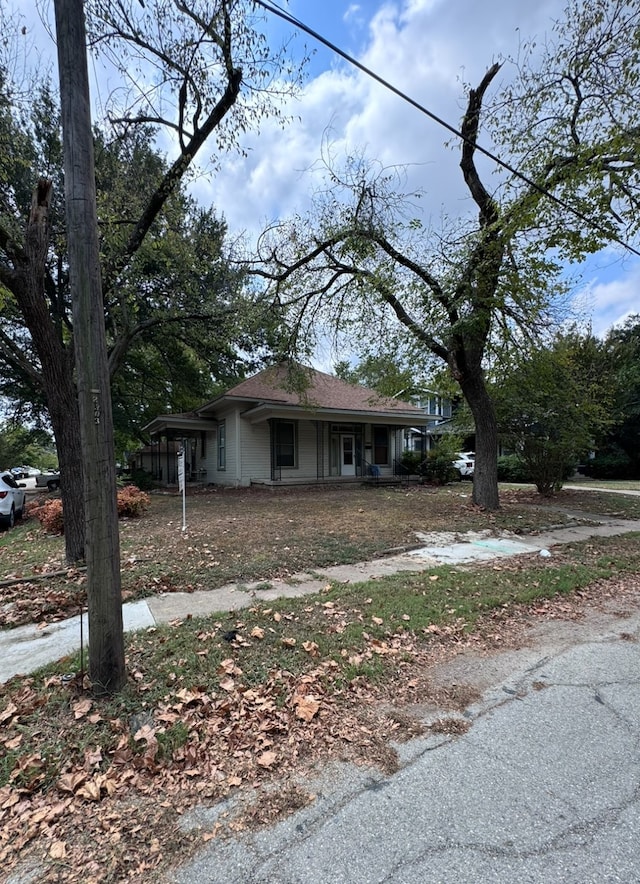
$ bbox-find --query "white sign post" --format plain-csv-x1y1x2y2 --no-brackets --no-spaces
177,449,187,532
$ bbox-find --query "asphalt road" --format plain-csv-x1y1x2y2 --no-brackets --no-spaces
168,603,640,884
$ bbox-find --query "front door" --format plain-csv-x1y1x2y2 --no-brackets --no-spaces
341,435,356,476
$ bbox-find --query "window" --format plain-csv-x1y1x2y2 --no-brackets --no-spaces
274,421,296,468
373,426,389,465
217,421,226,469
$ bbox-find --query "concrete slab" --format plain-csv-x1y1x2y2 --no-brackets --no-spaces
0,600,154,683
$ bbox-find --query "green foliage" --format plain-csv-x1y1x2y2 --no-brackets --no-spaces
419,438,460,485
0,422,57,471
496,455,532,483
126,468,156,492
595,316,640,477
334,354,420,400
493,331,610,496
583,447,633,480
399,451,424,475
0,93,284,430
492,0,640,261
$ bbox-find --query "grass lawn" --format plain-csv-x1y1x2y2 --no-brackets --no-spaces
2,482,640,628
1,482,640,881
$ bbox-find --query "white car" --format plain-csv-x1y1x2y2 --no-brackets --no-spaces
0,471,27,529
452,451,475,479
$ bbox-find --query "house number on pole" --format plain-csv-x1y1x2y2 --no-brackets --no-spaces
91,388,101,424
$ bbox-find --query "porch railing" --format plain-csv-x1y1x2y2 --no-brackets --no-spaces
393,458,412,486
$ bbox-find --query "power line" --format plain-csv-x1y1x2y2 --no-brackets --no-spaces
255,0,640,259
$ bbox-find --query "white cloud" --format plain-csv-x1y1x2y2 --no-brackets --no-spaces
14,0,637,344
574,259,640,338
199,0,568,241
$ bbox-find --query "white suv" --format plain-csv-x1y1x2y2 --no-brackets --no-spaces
452,451,475,479
0,471,27,529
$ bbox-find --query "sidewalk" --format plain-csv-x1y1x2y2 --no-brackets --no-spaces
2,514,639,684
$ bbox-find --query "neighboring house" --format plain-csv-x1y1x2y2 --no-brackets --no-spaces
403,390,454,454
142,363,429,487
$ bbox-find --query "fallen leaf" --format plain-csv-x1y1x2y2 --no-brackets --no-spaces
73,698,93,719
84,746,103,767
256,750,277,768
281,637,296,648
0,702,17,725
294,695,320,722
251,626,265,639
77,778,101,801
57,773,86,796
49,841,66,859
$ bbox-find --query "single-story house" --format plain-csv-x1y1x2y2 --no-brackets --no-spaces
142,363,430,487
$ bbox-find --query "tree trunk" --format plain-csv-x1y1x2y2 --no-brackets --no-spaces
16,179,86,562
459,369,500,510
48,393,85,563
55,0,125,693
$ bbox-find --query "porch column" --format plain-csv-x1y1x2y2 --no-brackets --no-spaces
315,421,325,479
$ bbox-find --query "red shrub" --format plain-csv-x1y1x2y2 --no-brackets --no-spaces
31,498,65,535
29,485,150,534
116,485,151,518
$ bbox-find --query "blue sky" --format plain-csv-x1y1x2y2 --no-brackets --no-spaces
15,0,640,345
211,0,639,342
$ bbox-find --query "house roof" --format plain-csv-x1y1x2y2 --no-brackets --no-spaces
143,364,429,436
198,364,427,421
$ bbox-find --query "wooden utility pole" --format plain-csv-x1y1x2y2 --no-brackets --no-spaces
54,0,126,693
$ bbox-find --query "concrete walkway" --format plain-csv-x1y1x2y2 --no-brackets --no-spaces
1,513,639,685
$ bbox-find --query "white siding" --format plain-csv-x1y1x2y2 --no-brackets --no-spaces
199,429,218,482
239,420,271,484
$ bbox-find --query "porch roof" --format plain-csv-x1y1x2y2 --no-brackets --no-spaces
240,402,427,426
142,412,218,436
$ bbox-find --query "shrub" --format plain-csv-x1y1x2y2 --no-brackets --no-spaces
497,455,532,483
583,447,633,479
399,451,424,475
126,468,156,491
29,485,150,534
117,485,151,517
31,498,64,534
419,448,458,485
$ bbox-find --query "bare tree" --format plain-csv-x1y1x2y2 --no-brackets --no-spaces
252,0,640,509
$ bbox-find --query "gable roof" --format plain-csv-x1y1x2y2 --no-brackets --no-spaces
197,363,428,421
